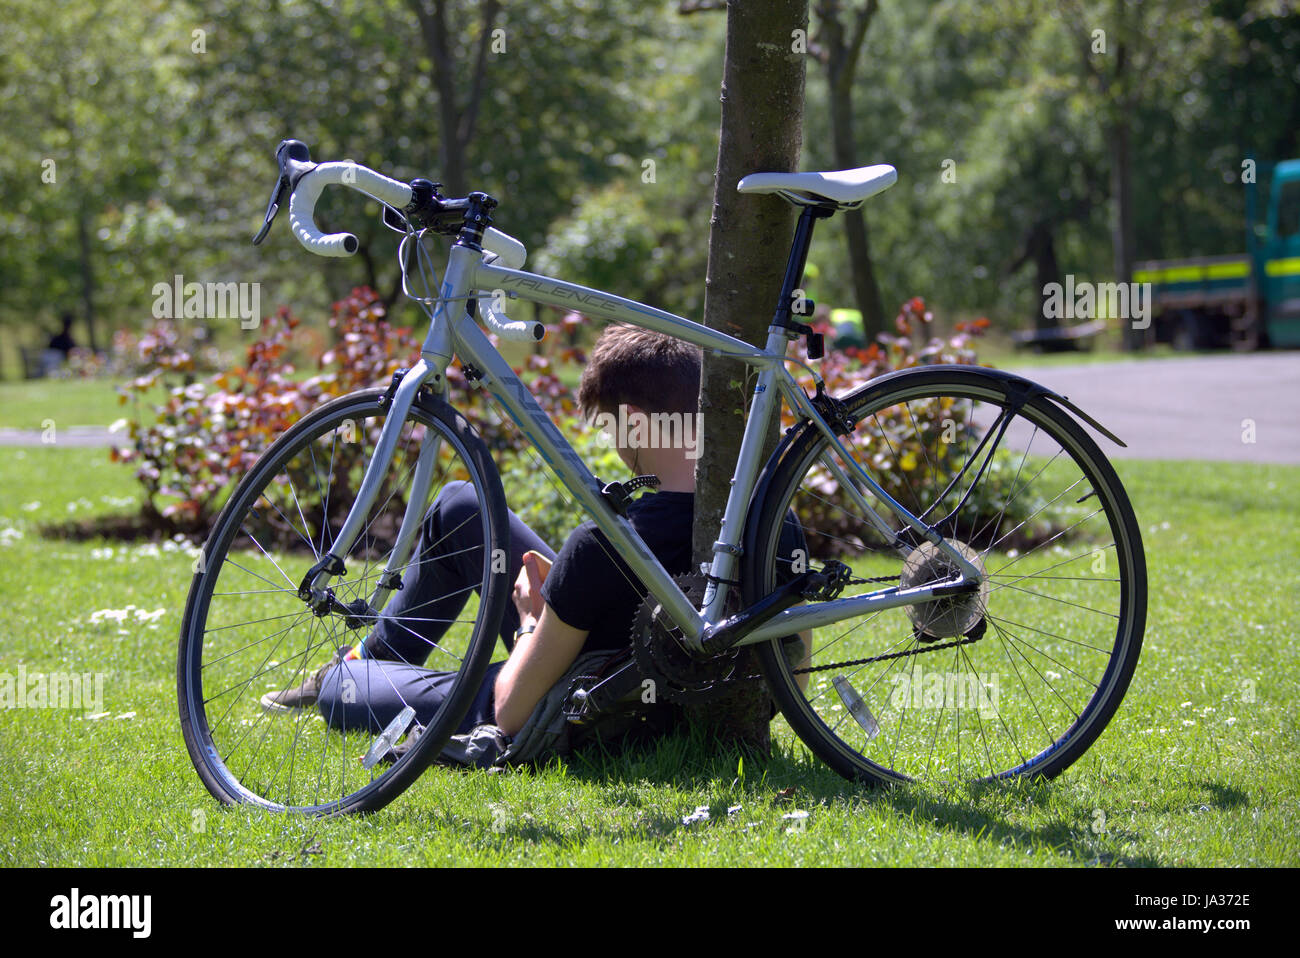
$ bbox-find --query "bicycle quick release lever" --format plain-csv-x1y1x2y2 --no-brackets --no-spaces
252,139,317,245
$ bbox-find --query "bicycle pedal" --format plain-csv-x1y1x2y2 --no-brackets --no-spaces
362,706,417,769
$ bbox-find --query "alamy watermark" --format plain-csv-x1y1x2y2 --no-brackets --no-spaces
592,404,702,460
1043,275,1152,330
152,274,261,328
50,888,150,938
0,666,104,712
889,664,1000,718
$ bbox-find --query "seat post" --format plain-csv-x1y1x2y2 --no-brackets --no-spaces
771,203,834,330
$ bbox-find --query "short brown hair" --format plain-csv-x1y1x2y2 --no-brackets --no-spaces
577,324,702,420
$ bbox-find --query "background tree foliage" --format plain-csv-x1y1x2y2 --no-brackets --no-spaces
1,0,1298,371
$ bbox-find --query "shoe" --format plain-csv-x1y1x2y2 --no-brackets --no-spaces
260,646,351,713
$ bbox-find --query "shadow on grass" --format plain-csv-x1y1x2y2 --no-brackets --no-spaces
874,783,1161,867
216,720,1250,865
395,723,1248,865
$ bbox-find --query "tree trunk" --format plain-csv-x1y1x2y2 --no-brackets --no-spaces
1024,220,1062,334
1111,113,1141,350
820,0,885,338
76,200,98,354
690,0,807,755
1106,2,1141,352
409,0,500,197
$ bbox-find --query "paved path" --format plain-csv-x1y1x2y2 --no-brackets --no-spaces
1,355,1297,462
0,425,125,448
1006,354,1300,464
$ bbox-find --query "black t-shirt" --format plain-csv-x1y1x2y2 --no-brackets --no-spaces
541,491,807,656
542,490,695,654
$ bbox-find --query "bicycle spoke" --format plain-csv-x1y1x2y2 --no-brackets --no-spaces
756,377,1142,786
180,395,506,813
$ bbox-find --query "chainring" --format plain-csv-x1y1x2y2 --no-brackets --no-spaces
631,573,754,704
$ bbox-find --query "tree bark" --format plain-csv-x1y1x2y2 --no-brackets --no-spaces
690,0,807,755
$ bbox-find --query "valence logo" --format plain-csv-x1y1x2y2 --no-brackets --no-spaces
49,888,151,938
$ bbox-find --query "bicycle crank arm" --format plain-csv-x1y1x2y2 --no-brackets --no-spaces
565,659,645,723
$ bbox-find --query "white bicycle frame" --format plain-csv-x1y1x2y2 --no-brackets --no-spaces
305,237,985,654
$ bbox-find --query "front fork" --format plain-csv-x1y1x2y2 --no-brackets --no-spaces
296,355,451,625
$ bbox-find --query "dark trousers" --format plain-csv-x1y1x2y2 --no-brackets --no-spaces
316,480,555,735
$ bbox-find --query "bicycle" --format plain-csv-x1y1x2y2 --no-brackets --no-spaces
177,139,1146,815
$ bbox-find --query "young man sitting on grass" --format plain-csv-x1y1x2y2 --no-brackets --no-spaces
261,325,707,741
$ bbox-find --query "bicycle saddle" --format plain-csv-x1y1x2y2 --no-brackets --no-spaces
737,164,897,208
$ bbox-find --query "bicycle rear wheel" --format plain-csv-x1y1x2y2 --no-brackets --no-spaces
744,366,1145,785
177,388,508,814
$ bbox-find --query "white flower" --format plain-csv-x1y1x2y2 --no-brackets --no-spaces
89,608,130,624
681,805,711,825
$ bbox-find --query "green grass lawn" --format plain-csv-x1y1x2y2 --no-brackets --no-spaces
0,377,149,431
1,445,1296,866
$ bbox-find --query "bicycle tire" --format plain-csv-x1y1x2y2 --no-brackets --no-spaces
178,387,509,814
743,366,1146,785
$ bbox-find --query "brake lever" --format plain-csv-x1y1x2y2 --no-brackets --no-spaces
252,139,316,246
251,176,287,246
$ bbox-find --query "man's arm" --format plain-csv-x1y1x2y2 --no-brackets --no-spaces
493,603,587,736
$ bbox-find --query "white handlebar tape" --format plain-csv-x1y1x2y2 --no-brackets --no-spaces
288,162,414,257
286,161,537,347
478,230,534,340
477,296,544,342
482,228,527,269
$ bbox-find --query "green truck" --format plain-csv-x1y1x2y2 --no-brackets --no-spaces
1135,158,1300,350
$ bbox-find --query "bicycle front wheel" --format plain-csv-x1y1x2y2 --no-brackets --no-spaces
178,388,509,814
744,366,1145,785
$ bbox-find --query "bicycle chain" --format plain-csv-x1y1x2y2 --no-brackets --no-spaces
791,633,983,676
635,571,983,690
759,573,985,677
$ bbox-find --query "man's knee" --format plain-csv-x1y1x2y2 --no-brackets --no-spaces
418,480,492,559
424,479,484,534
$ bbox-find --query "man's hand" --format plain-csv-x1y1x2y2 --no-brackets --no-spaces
512,550,551,624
